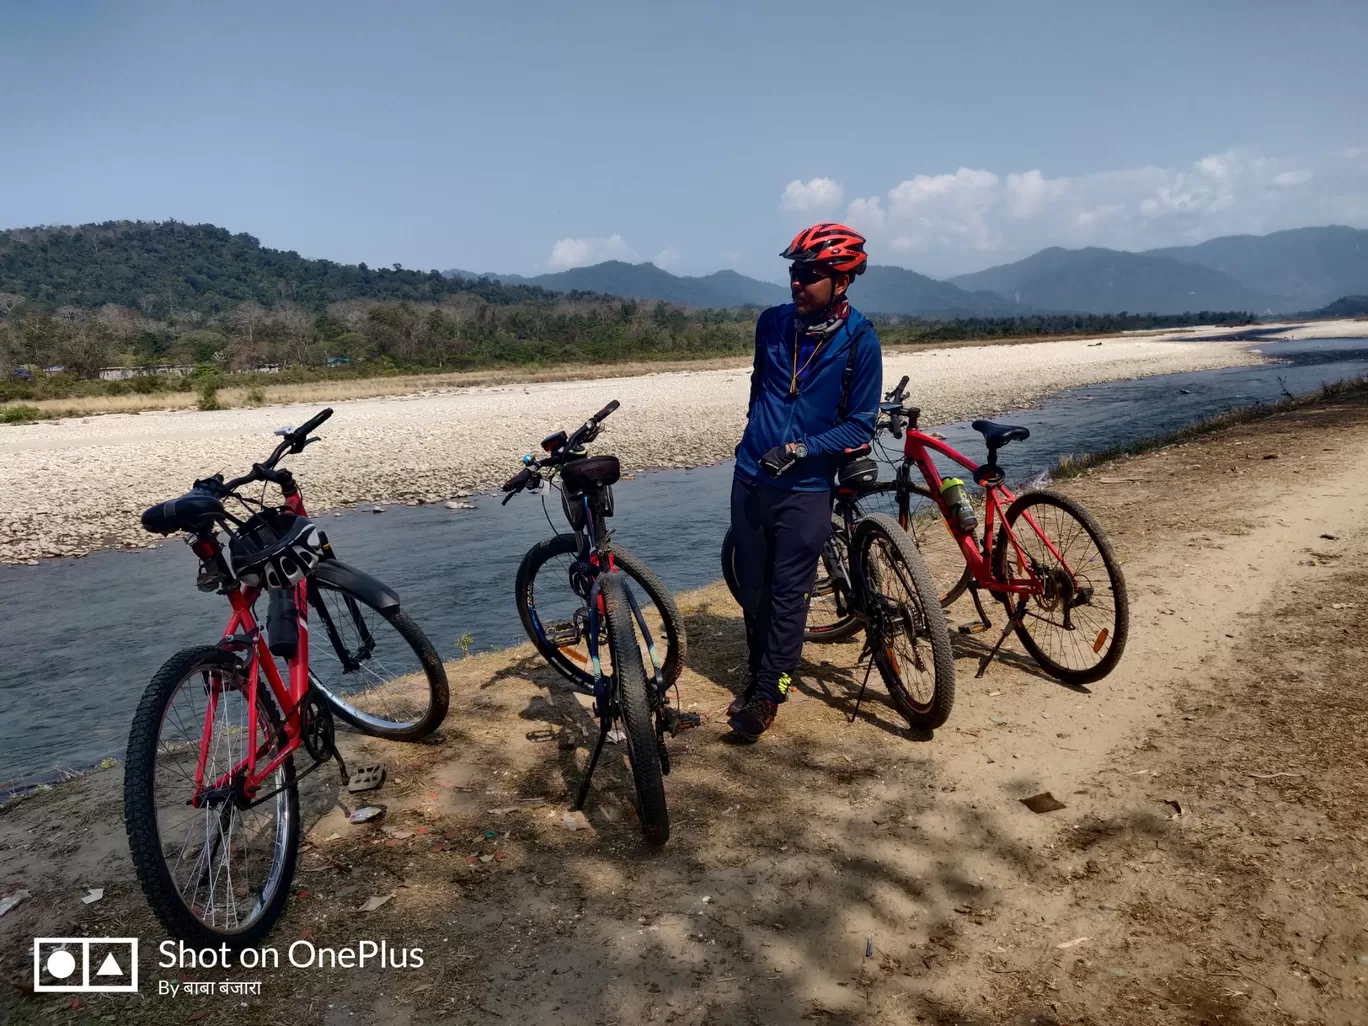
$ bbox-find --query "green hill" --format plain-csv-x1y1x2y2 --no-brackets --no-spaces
0,221,576,315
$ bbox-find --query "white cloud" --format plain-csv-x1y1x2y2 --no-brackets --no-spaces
1271,170,1313,187
780,177,844,213
654,246,683,271
547,234,638,271
844,148,1368,276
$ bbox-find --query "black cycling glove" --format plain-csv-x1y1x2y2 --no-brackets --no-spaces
760,445,798,477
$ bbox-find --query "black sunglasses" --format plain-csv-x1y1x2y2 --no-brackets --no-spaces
789,264,832,287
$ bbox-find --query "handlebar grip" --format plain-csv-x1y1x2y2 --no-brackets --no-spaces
296,407,333,438
502,467,535,493
592,400,620,423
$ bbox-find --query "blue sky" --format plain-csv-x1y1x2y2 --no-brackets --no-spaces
3,0,1365,281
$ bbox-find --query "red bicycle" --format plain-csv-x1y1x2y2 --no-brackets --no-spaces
724,377,1129,684
868,376,1130,684
123,408,449,947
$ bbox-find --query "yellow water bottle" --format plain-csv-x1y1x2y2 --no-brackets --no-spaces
940,477,977,533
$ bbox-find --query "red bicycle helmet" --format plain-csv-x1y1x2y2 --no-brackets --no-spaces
781,222,868,276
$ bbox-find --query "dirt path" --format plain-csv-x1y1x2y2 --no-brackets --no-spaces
3,390,1367,1025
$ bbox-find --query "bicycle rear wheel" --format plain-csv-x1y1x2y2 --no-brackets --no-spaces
600,573,669,847
992,489,1129,686
852,513,956,730
307,579,449,741
517,535,684,694
124,646,299,949
722,517,862,643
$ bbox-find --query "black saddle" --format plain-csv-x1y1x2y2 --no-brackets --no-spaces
141,490,225,535
971,419,1030,450
561,454,621,494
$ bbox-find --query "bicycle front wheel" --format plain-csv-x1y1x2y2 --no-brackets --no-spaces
852,513,957,730
601,573,669,847
124,646,299,949
517,535,684,694
307,580,449,741
858,480,974,608
992,489,1129,686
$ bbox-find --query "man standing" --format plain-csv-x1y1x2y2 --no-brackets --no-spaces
728,222,882,741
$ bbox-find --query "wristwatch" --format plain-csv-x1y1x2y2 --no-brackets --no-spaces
791,442,808,459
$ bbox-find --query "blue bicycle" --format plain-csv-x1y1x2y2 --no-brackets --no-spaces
501,401,692,846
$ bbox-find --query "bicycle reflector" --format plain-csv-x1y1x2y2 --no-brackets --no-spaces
541,430,568,452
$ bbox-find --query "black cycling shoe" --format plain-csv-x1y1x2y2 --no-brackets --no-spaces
727,672,756,717
728,694,777,742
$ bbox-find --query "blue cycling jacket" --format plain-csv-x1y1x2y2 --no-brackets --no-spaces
734,303,883,492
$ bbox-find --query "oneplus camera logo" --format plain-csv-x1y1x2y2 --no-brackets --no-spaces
33,938,139,993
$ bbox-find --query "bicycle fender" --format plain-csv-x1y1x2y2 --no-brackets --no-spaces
311,560,401,613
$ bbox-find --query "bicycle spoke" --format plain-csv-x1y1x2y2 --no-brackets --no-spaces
147,660,292,937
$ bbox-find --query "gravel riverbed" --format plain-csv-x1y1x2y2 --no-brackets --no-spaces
0,337,1261,564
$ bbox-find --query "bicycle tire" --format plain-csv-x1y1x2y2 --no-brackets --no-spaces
516,535,685,694
991,489,1129,686
308,580,449,741
124,646,300,949
859,480,975,608
600,573,669,846
851,513,957,730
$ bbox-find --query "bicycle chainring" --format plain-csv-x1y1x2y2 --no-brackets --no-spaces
301,691,336,762
568,559,598,599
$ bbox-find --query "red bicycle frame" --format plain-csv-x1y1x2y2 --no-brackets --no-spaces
192,488,311,807
899,428,1080,596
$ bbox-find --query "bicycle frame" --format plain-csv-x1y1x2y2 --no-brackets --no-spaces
193,490,312,808
898,429,1080,596
575,490,666,694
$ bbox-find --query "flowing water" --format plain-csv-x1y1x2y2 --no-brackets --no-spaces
3,336,1366,785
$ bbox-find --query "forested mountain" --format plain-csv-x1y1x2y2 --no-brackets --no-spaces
948,247,1279,315
0,221,579,315
1145,226,1368,310
446,261,790,308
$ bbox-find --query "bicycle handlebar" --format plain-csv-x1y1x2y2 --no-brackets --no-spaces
204,407,334,495
501,400,621,503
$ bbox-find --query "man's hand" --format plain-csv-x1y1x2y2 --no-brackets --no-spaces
760,443,801,477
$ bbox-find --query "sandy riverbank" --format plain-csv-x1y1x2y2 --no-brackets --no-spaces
3,387,1366,1024
0,336,1264,564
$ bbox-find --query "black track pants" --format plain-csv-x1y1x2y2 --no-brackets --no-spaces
729,474,834,702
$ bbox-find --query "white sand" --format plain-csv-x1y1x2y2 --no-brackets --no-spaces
0,337,1266,564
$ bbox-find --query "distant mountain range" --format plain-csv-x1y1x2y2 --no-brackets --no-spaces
446,261,1019,317
452,225,1368,318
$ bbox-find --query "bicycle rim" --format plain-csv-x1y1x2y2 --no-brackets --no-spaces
131,649,298,944
805,513,863,642
518,535,680,693
993,490,1129,685
307,582,447,737
854,514,956,729
859,481,973,608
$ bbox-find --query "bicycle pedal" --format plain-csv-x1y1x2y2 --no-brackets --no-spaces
346,763,386,793
958,622,992,635
544,621,581,646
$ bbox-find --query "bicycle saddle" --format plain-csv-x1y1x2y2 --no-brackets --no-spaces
971,420,1030,449
562,454,621,493
141,490,226,535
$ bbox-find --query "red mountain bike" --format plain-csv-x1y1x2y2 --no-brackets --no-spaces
871,376,1129,684
123,408,449,947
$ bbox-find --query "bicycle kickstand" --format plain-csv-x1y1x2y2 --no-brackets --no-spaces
849,657,877,724
976,597,1027,678
572,720,610,811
